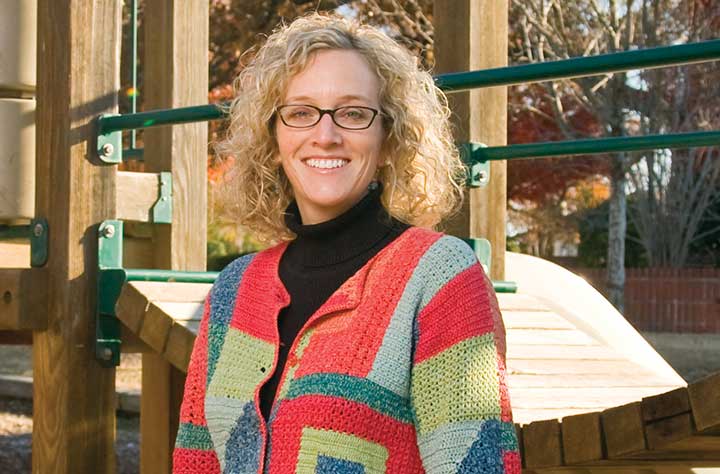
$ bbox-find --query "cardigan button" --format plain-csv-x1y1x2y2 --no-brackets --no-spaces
260,367,266,373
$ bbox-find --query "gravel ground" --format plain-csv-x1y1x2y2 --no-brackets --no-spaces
0,350,141,473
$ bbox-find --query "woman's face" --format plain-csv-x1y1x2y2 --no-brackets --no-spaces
276,49,385,225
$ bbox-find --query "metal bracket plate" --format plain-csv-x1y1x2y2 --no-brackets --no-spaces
96,220,124,367
459,142,490,188
151,172,173,223
30,218,49,267
97,114,123,164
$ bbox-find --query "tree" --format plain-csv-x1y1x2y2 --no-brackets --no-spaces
508,0,720,311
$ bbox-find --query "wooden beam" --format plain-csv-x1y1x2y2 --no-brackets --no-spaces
434,0,508,280
141,1,208,473
0,268,47,330
688,372,720,433
562,411,604,464
33,1,121,473
602,402,647,458
116,171,162,222
523,419,564,468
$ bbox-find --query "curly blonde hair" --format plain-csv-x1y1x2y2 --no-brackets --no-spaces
216,13,466,243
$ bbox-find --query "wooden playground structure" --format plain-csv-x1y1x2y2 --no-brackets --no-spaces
1,1,719,473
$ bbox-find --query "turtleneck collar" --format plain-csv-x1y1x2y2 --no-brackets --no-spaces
282,182,402,268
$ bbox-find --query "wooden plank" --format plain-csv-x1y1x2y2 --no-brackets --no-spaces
115,281,150,334
507,344,625,361
0,268,47,330
509,359,656,376
124,236,155,268
502,311,577,330
510,387,675,411
507,328,599,346
32,1,121,472
644,413,693,450
522,419,563,468
138,302,174,354
642,387,690,422
141,1,208,473
0,242,30,267
510,373,679,389
115,171,160,222
601,402,647,458
561,411,604,464
434,0,508,280
129,281,211,304
164,322,195,372
498,293,548,311
150,300,204,320
688,371,720,433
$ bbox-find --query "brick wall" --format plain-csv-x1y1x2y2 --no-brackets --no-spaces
576,268,720,333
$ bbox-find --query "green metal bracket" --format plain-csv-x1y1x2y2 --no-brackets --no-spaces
459,142,490,188
97,114,123,164
151,172,173,224
30,218,49,267
96,220,125,367
0,218,49,267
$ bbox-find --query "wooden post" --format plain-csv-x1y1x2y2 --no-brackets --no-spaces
32,1,121,473
434,0,509,280
141,1,208,473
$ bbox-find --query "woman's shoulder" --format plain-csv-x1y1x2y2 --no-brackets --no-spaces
401,227,479,266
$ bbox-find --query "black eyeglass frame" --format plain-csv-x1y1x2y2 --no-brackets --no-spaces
276,104,382,130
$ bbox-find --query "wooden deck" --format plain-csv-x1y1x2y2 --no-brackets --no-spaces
113,269,720,472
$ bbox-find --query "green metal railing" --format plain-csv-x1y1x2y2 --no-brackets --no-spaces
435,39,720,91
474,130,720,162
99,39,720,135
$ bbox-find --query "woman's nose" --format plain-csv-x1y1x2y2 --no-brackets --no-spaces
311,113,343,146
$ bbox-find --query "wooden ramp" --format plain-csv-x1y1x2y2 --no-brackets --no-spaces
114,254,720,472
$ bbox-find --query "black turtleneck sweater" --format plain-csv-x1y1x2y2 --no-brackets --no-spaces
259,184,410,421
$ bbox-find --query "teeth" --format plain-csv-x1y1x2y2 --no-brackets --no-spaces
306,158,348,169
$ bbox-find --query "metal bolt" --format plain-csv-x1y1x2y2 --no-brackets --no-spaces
478,171,487,181
2,291,11,305
102,347,113,361
100,143,114,157
101,224,115,238
33,223,44,237
161,196,168,201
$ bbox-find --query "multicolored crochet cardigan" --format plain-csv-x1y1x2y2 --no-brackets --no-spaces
173,227,520,473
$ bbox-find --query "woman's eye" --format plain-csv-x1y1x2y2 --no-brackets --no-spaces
341,108,367,120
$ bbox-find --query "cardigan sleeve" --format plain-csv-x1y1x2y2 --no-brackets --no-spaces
410,245,521,473
173,296,222,473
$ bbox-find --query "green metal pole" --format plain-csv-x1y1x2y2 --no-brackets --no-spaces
125,269,220,284
99,40,720,133
129,0,138,150
99,103,226,134
124,268,515,292
473,130,720,162
436,39,720,92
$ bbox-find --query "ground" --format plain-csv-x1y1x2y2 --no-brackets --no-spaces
0,333,719,473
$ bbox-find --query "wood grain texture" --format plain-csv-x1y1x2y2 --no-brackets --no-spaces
642,388,690,422
0,268,47,330
140,1,208,473
115,171,161,222
32,1,121,473
688,372,720,433
523,419,564,468
602,402,647,458
561,411,604,464
434,0,508,280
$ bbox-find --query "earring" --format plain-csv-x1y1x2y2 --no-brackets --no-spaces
367,181,379,191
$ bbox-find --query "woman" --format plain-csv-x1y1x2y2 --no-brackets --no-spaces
174,13,519,474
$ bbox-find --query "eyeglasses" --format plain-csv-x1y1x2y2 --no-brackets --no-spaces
276,104,382,130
